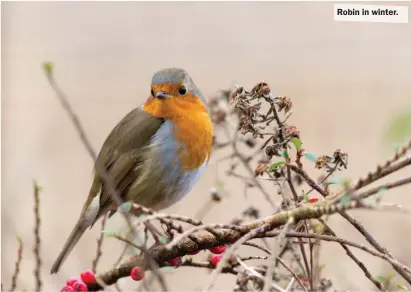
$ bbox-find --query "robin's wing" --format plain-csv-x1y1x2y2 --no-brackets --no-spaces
83,107,164,217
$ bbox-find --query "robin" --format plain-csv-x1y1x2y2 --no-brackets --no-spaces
50,68,213,273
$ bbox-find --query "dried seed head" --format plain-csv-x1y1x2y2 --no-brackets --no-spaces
315,155,332,169
284,125,300,138
250,82,271,98
229,86,247,105
265,145,281,157
333,149,348,169
254,163,268,177
275,96,293,113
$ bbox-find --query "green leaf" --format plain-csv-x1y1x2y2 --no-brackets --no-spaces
339,195,351,206
291,137,302,151
303,152,317,162
118,202,132,213
303,193,310,202
101,230,116,238
281,149,289,159
268,161,285,171
16,236,22,244
376,275,386,282
139,215,147,221
43,62,54,74
159,236,168,245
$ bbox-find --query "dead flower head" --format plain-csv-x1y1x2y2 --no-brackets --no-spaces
315,155,333,169
333,149,348,169
254,163,268,177
250,82,271,98
284,125,300,138
275,96,293,113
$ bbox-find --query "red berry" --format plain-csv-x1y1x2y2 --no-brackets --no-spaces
66,277,80,287
130,266,145,281
209,245,226,254
61,286,75,292
80,269,96,284
188,250,200,255
309,198,319,203
73,281,88,292
209,254,222,265
168,257,180,266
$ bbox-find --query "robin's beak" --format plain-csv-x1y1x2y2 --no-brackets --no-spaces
155,91,169,99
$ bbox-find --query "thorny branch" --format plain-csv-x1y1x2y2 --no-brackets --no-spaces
33,181,43,291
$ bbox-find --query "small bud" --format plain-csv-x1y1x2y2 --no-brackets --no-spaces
130,267,145,281
210,187,222,202
61,286,75,292
309,198,319,203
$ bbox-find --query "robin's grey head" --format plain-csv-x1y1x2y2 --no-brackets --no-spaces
150,68,207,106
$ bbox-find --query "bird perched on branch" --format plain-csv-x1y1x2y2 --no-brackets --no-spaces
50,68,213,273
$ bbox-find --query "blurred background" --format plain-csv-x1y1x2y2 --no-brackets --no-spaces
2,1,411,291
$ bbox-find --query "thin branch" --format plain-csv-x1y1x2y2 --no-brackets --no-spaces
92,213,108,273
33,181,42,291
288,164,328,196
263,217,294,291
318,219,385,291
10,237,23,291
354,157,411,191
356,176,411,200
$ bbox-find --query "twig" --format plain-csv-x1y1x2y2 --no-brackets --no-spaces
243,241,308,292
356,176,411,200
318,219,385,290
339,211,411,285
288,164,328,196
10,237,23,291
203,223,273,292
261,231,411,276
33,181,42,291
354,157,411,191
263,217,294,291
92,213,108,273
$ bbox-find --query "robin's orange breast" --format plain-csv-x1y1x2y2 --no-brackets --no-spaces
143,93,213,170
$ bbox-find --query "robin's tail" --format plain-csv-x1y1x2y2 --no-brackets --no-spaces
50,220,88,274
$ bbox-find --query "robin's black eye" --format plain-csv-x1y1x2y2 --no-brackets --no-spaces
178,86,187,95
151,89,155,96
